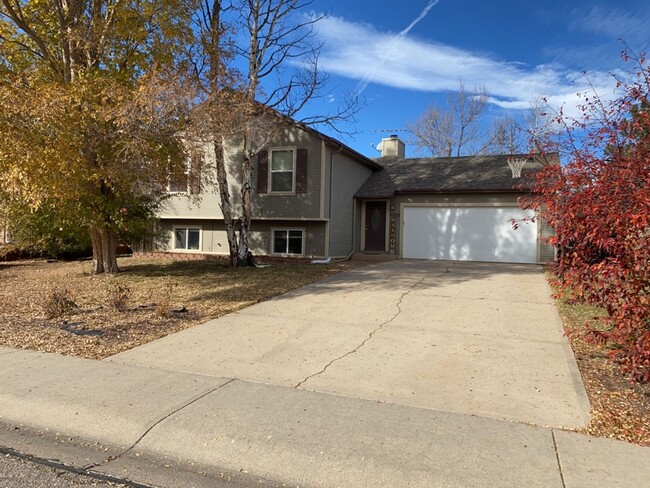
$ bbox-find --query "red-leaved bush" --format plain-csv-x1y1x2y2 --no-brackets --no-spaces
521,49,650,382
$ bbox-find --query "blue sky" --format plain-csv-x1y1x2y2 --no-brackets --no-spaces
299,0,650,157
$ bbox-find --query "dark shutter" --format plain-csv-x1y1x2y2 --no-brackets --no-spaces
295,148,308,193
188,152,202,195
257,149,268,194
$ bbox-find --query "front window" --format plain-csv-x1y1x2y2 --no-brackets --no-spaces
270,149,294,192
168,153,202,194
174,227,201,250
272,229,303,255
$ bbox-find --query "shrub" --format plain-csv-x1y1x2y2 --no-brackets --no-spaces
106,280,131,312
521,48,650,382
155,281,177,318
42,287,77,319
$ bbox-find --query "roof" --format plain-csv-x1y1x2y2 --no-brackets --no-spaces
290,121,383,170
355,153,555,199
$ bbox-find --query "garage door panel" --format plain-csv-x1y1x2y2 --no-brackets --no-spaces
403,207,537,263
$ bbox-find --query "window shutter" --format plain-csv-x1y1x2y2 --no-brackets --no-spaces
189,152,202,194
257,149,269,194
296,148,308,193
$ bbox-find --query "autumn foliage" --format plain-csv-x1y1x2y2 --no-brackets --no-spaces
522,50,650,382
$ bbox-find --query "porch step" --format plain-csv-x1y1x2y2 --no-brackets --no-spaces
351,252,399,262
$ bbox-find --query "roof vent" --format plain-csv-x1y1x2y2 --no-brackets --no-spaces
507,157,528,178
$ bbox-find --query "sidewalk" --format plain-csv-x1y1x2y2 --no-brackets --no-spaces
1,346,648,488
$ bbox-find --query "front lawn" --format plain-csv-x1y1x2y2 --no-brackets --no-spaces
0,257,362,359
556,291,650,446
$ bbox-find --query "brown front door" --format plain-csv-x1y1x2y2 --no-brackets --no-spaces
365,201,386,251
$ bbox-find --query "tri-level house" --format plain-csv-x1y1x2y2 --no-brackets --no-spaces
154,126,555,265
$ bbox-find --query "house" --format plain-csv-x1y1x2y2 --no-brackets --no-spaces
355,136,556,264
155,123,382,260
153,127,555,265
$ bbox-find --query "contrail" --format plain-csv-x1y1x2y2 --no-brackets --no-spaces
355,0,440,95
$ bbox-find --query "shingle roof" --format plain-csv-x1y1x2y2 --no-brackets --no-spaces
355,153,554,198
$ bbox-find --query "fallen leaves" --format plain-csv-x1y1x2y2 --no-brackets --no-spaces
0,257,362,361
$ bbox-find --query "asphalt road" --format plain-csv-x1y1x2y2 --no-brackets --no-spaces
0,452,130,488
0,448,291,488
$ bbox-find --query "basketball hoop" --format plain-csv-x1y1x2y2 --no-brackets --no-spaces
507,158,527,178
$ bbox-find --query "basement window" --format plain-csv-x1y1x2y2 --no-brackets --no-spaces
174,227,201,251
272,229,304,255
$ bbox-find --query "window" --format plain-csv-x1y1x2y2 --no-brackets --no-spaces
174,227,201,251
270,149,294,192
272,229,303,255
168,160,189,193
168,153,202,194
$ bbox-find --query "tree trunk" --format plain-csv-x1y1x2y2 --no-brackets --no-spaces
236,143,256,267
213,139,239,267
89,224,119,274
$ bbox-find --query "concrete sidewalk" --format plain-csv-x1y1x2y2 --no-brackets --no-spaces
0,346,648,487
109,260,590,429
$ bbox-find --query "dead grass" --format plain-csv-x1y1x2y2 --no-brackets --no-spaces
0,257,365,360
555,291,650,446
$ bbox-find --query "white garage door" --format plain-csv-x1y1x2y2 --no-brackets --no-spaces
402,207,538,263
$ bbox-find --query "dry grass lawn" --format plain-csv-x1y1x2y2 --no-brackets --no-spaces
555,294,650,447
0,256,364,360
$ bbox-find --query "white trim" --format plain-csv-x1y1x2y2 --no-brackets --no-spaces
270,227,305,256
171,225,203,252
320,140,326,219
160,217,329,222
400,202,522,209
268,147,296,194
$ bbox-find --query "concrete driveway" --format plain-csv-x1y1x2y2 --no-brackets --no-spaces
107,260,590,429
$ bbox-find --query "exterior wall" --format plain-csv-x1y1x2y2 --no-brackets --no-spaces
160,125,324,221
252,127,324,220
538,218,556,262
389,193,554,264
159,143,225,220
158,219,327,258
328,149,374,257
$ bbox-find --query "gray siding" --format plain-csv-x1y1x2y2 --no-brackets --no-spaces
249,220,326,258
157,219,326,258
160,143,225,219
160,126,324,220
158,219,228,254
328,150,374,257
252,127,323,220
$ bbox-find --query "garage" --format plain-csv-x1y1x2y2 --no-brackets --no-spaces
402,206,538,263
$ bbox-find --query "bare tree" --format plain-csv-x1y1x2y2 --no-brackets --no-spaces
189,0,360,267
525,96,557,152
483,116,525,154
409,82,489,157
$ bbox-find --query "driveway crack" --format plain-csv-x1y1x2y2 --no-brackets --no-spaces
551,430,567,488
84,379,235,470
295,270,448,389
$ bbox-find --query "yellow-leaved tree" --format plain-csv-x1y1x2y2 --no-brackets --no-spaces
0,0,195,273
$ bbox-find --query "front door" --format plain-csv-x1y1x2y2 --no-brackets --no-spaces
364,201,386,251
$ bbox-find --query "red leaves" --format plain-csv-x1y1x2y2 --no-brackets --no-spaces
524,50,650,383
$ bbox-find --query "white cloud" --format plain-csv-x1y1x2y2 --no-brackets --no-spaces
569,6,650,44
316,16,624,117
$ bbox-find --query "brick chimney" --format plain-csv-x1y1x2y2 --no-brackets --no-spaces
378,134,405,158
